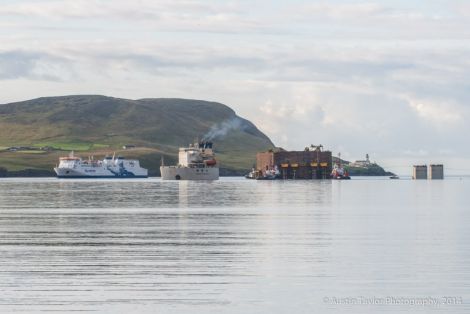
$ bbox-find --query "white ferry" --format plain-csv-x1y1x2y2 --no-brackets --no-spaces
160,141,219,180
54,152,148,178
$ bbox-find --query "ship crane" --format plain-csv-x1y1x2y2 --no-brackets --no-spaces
309,144,323,152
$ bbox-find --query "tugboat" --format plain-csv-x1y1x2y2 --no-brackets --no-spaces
160,141,219,180
331,153,351,180
245,169,262,180
54,152,148,178
245,166,281,180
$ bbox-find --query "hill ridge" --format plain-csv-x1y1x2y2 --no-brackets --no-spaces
0,95,274,176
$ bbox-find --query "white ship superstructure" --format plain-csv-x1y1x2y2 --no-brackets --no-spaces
160,141,219,180
54,152,148,178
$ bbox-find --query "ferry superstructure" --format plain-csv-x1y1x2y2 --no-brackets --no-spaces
54,153,148,178
160,141,219,180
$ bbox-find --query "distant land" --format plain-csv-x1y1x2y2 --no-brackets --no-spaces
0,95,274,176
0,95,394,177
345,164,395,176
332,156,395,176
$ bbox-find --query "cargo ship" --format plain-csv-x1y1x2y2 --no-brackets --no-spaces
54,152,148,178
160,141,219,180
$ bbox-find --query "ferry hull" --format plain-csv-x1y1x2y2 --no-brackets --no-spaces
54,168,148,178
56,175,148,179
160,166,219,180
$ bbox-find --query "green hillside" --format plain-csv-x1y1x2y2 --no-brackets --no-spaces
332,156,394,176
345,164,395,176
0,95,274,176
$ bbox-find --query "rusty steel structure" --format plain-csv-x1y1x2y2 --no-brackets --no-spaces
256,145,332,179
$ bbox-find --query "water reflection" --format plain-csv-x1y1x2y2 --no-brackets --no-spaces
0,178,469,313
0,178,333,209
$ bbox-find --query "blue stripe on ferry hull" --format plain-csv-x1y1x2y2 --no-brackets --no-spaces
57,176,148,179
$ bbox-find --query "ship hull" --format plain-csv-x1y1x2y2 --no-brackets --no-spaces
56,175,148,178
54,167,148,178
160,166,219,180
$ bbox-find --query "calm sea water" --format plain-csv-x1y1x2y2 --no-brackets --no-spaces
0,177,469,313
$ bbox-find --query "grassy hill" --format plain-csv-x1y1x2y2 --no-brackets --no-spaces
345,163,395,176
0,95,274,176
332,156,394,176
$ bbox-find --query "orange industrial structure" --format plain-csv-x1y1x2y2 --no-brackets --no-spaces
256,145,332,179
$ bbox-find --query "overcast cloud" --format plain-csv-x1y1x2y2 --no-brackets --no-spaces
0,0,469,174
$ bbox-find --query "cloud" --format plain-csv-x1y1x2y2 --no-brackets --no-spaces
408,99,463,125
0,50,72,81
1,1,470,174
259,101,323,120
299,3,392,20
0,0,265,34
0,1,165,19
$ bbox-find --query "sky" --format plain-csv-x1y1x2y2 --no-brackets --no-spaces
1,0,469,175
